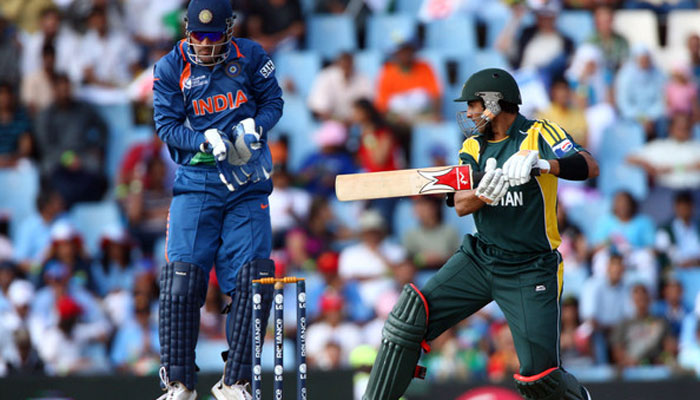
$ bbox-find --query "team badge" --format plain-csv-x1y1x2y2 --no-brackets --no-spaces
552,138,573,158
199,9,213,24
226,61,241,78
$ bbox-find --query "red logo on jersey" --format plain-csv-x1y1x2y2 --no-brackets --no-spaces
192,90,248,115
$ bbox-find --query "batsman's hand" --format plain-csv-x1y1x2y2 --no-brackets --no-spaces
502,150,550,186
475,158,509,206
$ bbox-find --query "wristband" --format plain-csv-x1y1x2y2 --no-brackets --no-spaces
558,152,589,181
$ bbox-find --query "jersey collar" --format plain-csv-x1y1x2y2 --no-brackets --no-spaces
506,113,531,138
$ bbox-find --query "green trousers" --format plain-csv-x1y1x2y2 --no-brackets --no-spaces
421,234,563,376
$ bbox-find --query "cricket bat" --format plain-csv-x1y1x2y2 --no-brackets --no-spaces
335,165,540,201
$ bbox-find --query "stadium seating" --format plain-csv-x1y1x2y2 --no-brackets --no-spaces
396,0,424,15
597,119,648,200
612,10,660,50
353,50,385,85
95,103,135,180
69,200,124,255
424,15,478,58
410,122,462,169
665,10,700,52
307,14,357,60
393,198,418,242
416,49,449,89
273,50,322,100
556,10,595,45
0,163,40,241
675,268,700,310
366,13,418,53
269,94,316,172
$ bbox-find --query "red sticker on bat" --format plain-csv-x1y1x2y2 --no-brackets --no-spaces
417,166,473,193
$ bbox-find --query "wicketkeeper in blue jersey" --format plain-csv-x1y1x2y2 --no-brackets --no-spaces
152,0,283,398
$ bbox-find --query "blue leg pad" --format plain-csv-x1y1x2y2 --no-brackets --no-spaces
224,259,275,385
159,262,207,390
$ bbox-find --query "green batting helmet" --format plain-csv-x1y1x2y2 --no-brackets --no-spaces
454,68,522,105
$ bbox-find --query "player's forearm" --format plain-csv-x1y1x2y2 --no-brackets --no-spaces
155,122,204,152
454,189,486,216
546,152,599,180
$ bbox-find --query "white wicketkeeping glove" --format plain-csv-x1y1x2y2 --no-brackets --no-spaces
230,118,263,166
202,129,229,162
502,150,550,187
475,158,509,206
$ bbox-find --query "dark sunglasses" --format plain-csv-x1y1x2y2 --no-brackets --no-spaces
191,31,225,42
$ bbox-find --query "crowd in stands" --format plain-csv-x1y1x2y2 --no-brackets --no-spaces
1,0,700,393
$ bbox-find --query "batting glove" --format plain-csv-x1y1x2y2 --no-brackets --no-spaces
475,158,509,206
502,150,550,187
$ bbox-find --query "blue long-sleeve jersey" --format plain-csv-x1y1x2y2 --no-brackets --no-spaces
153,38,283,165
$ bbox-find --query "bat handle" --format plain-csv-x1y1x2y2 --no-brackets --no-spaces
472,167,541,186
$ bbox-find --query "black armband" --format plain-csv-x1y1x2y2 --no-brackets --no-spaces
557,152,589,181
445,193,455,208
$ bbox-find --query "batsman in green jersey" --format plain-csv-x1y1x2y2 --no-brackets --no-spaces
363,68,599,400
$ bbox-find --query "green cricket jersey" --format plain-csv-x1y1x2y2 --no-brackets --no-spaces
458,113,584,255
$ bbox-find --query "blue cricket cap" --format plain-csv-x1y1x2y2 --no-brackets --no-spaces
186,0,233,33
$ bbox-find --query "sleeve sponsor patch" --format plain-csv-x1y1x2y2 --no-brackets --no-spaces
552,138,573,158
259,59,275,79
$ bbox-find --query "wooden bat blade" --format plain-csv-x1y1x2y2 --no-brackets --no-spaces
335,165,475,201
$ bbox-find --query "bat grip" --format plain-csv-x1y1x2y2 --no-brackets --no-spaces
473,168,541,186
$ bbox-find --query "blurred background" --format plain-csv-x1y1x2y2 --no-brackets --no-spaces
0,0,699,398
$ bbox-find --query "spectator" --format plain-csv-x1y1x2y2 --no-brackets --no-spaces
268,164,311,249
77,6,140,97
592,191,656,252
282,228,315,273
536,77,588,147
687,34,700,85
611,284,669,367
308,53,374,123
352,99,403,173
0,279,34,335
116,132,175,200
665,63,698,118
586,5,629,71
580,253,633,364
0,17,21,86
304,196,351,256
679,323,700,377
0,216,11,264
110,279,159,375
653,279,689,338
29,261,111,365
41,222,92,290
498,2,574,78
13,188,65,274
305,291,362,369
374,40,442,124
0,83,33,167
90,226,136,297
244,0,305,53
402,195,460,270
615,44,666,139
627,113,700,190
422,328,474,382
560,297,593,368
20,43,57,114
122,154,170,256
656,191,700,268
486,322,519,382
19,6,77,78
5,327,44,376
37,295,102,375
338,209,405,312
34,74,108,207
0,261,16,311
298,120,357,198
565,44,612,108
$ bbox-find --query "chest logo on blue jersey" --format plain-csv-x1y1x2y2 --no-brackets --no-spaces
552,138,573,158
192,90,248,116
225,61,241,78
183,74,209,90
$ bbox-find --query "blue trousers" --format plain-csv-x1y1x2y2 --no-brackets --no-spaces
165,165,273,294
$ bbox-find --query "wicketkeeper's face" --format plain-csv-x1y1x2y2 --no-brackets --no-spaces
190,31,227,64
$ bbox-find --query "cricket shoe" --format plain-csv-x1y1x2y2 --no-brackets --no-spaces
156,367,197,400
210,377,252,400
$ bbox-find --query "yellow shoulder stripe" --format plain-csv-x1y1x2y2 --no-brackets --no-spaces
543,120,568,141
459,137,480,164
519,124,541,152
536,120,561,147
